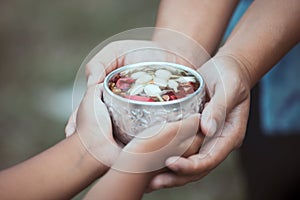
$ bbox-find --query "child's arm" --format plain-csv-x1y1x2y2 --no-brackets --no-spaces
84,114,202,200
0,134,105,200
0,85,117,200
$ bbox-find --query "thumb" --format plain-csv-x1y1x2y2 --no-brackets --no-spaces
201,86,227,137
137,113,200,143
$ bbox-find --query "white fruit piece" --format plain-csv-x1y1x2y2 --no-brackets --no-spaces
176,76,196,83
153,77,168,87
155,69,172,80
129,84,145,95
131,71,147,79
144,84,162,97
135,74,153,84
168,79,179,92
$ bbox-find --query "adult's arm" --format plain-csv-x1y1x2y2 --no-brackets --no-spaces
154,0,239,55
149,0,300,190
219,0,300,87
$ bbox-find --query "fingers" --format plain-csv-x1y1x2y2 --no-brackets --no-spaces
166,127,236,175
86,40,172,86
137,113,200,143
166,156,198,173
161,113,201,150
181,134,203,157
86,61,107,87
165,148,224,176
163,107,248,176
198,59,244,137
170,113,201,142
200,87,226,137
77,84,109,130
128,114,200,156
147,171,208,191
86,42,121,86
197,60,226,137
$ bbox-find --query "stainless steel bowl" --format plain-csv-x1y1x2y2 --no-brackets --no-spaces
103,62,205,144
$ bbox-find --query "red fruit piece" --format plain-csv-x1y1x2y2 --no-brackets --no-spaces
177,82,195,96
116,78,135,90
165,91,178,101
124,95,155,102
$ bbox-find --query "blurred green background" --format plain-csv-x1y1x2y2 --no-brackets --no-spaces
0,0,246,199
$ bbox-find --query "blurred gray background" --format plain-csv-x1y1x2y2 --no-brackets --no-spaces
0,0,246,199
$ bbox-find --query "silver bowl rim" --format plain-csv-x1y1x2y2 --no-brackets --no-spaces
103,61,205,106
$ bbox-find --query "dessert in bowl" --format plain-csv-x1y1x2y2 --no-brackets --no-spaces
103,62,205,145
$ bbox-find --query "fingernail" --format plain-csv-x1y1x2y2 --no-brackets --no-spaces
66,125,76,137
166,157,179,171
166,157,178,165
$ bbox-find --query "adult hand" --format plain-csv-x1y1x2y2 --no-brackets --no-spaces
147,54,251,190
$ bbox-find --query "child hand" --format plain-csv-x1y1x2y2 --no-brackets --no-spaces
113,114,203,173
76,84,121,168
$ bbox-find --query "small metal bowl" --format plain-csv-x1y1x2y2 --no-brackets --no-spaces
103,62,205,145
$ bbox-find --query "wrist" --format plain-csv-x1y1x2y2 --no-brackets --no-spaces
215,48,255,89
72,133,109,177
111,143,168,174
152,30,211,68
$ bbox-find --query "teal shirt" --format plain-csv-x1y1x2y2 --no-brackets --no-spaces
225,0,300,135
